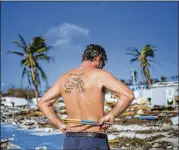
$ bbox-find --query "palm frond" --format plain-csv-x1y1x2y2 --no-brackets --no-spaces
142,44,157,58
21,67,32,87
36,63,47,80
147,62,156,72
126,47,141,55
145,44,152,48
27,71,32,86
35,54,54,62
21,59,29,66
12,41,27,51
130,58,138,63
21,67,28,86
7,51,24,56
146,44,156,50
146,44,157,50
36,72,41,87
18,34,27,47
126,52,140,57
146,51,155,58
148,59,162,68
147,61,151,67
35,46,53,53
30,36,46,52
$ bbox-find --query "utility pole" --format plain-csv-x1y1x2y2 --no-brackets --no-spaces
132,68,136,86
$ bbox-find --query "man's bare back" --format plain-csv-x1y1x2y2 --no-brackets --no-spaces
59,67,106,132
38,44,134,150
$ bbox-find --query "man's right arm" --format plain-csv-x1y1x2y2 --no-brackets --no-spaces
100,70,134,118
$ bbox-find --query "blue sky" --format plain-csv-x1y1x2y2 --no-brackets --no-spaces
1,2,178,92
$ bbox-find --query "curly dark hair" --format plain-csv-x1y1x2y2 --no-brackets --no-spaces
82,44,107,68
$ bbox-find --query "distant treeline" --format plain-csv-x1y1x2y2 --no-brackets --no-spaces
1,87,36,99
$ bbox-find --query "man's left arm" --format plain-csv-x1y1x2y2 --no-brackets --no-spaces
37,77,66,132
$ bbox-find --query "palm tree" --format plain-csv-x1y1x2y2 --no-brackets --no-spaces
126,44,158,88
151,78,160,84
7,34,53,103
170,75,178,81
160,75,167,82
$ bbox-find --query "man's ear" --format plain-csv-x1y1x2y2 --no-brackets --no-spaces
96,56,101,62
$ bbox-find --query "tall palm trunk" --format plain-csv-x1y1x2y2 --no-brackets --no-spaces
30,68,39,104
34,83,39,105
143,66,152,88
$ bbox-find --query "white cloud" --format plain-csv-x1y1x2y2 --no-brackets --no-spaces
45,23,90,48
53,39,69,47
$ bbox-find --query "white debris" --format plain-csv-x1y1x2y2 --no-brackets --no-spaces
35,146,47,150
137,109,144,115
44,128,53,132
170,116,178,125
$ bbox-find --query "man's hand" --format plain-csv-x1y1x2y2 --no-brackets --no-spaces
58,121,67,133
98,113,114,130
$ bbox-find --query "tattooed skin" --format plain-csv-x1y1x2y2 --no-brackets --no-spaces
64,73,86,94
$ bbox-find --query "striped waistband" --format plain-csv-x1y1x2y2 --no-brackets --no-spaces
66,132,107,139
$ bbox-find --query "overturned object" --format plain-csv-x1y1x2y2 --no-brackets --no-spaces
134,115,158,120
170,116,178,125
138,115,158,120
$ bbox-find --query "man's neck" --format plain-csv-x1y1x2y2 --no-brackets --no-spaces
80,61,96,69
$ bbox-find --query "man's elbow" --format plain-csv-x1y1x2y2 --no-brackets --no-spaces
126,92,134,102
129,92,135,101
37,98,45,110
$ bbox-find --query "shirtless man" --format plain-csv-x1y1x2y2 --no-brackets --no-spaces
38,44,134,150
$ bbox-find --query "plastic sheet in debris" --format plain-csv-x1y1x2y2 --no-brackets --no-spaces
170,116,178,125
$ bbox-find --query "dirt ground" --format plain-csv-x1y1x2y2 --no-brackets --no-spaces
108,113,178,150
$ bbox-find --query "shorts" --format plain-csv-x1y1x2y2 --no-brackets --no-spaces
63,132,111,150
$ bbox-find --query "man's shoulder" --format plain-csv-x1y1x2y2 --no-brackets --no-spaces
56,72,69,82
60,68,78,77
94,69,113,76
87,69,114,81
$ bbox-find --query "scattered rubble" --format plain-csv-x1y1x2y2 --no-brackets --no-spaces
1,138,21,150
1,104,178,150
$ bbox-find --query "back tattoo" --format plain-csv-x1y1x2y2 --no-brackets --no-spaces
64,73,86,94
